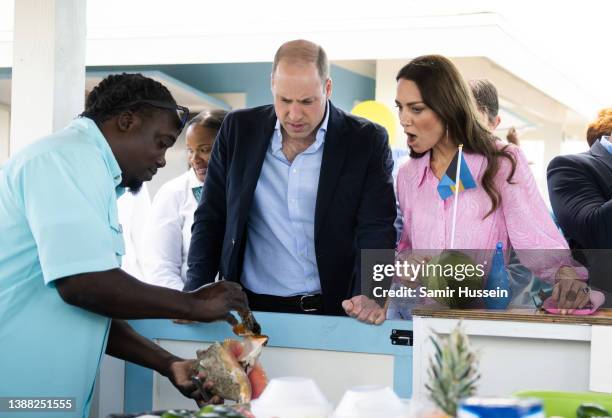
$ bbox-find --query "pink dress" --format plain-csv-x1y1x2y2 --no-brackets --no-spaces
396,144,578,282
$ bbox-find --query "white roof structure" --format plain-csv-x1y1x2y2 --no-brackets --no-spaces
1,0,609,117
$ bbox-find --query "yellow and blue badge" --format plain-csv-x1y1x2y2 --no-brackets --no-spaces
437,147,476,200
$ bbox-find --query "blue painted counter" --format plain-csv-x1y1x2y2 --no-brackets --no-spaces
125,313,412,412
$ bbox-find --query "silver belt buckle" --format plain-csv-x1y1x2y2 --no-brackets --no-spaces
300,294,318,312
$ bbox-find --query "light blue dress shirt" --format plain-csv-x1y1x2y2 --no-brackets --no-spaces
242,104,330,296
599,135,612,154
0,117,125,418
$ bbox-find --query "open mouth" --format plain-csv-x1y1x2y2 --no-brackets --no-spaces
406,132,417,144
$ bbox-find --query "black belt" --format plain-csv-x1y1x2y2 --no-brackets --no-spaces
244,288,323,314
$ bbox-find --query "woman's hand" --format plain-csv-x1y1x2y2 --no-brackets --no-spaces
552,266,590,313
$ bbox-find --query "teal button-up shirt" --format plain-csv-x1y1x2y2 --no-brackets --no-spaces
0,117,126,418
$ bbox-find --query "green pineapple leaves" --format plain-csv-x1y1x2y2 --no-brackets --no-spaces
425,323,480,416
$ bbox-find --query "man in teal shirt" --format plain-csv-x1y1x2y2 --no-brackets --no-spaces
0,73,248,418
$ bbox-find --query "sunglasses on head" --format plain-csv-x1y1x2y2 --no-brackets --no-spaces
120,100,190,132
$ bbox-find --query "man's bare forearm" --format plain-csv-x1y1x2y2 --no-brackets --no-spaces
106,319,180,377
55,268,193,320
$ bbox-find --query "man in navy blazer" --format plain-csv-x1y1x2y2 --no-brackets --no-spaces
548,136,612,300
185,40,396,322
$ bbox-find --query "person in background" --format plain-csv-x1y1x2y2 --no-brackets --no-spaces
118,184,151,279
506,127,520,147
0,73,248,418
185,39,397,324
468,78,520,146
393,55,589,314
143,109,228,290
548,108,612,303
586,108,612,146
468,78,501,131
548,107,612,248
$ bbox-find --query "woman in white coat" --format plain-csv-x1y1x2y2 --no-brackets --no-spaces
143,109,228,290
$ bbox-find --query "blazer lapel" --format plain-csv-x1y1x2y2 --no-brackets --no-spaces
591,140,612,173
315,102,349,241
590,140,612,196
238,106,277,222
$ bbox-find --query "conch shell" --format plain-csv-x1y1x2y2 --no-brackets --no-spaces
196,335,268,403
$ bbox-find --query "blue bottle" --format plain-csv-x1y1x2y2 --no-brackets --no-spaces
485,242,512,309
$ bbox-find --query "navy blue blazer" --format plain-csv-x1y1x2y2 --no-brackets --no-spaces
185,102,397,314
548,139,612,250
548,139,612,300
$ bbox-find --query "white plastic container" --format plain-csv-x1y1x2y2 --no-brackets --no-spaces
332,385,408,418
250,376,333,418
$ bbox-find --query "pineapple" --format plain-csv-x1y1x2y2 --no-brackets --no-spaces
425,323,480,416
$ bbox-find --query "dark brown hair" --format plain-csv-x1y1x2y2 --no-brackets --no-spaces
272,39,329,81
396,55,516,218
187,109,228,132
586,108,612,147
469,79,499,125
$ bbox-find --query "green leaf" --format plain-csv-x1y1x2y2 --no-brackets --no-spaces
425,322,480,417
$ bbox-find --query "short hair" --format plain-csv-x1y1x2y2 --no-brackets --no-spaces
468,79,499,125
81,73,177,124
186,109,228,131
272,39,329,81
586,108,612,147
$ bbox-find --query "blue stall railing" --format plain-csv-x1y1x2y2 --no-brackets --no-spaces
125,313,412,413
